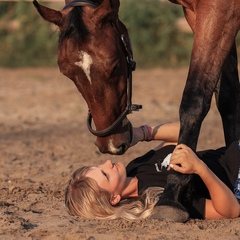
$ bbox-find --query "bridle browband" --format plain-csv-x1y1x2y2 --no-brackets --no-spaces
63,0,142,137
62,0,98,10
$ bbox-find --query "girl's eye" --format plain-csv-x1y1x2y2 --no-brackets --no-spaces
102,171,109,180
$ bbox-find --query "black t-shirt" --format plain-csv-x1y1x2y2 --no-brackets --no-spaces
126,141,240,219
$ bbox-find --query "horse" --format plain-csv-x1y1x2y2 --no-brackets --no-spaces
33,0,240,155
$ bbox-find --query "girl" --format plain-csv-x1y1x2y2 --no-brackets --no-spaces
65,122,240,221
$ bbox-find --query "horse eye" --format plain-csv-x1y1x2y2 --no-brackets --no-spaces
110,62,120,77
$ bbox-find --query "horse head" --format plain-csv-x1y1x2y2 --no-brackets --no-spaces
33,0,141,155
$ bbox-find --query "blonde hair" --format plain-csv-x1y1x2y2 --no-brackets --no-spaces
65,166,164,220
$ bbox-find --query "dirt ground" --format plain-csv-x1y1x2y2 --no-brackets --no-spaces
0,67,239,240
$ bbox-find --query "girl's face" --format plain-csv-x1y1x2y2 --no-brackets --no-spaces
86,160,127,200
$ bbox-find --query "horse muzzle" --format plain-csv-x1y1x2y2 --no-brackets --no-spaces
94,118,132,155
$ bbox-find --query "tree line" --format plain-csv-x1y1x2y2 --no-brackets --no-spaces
0,1,239,68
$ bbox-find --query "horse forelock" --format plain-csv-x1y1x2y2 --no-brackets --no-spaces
59,0,104,43
59,8,87,43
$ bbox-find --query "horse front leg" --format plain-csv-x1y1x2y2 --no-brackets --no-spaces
178,72,214,150
178,90,209,150
153,2,239,222
215,42,240,145
178,2,239,150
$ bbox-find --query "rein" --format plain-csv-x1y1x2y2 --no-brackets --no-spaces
63,0,142,137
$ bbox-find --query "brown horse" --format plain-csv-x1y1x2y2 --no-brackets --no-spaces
34,0,240,155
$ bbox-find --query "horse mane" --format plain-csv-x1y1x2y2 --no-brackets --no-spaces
59,0,103,43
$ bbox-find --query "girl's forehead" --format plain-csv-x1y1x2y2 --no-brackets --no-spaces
86,168,107,189
86,167,97,175
86,167,103,179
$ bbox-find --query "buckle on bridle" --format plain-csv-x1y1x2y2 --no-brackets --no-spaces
130,59,136,71
129,104,142,112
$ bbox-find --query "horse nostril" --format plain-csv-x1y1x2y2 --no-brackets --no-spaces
94,141,106,154
118,143,128,155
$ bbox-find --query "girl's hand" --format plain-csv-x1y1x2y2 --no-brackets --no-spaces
169,145,240,219
168,144,204,174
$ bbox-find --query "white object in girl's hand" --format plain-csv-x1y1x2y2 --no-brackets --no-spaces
161,153,172,169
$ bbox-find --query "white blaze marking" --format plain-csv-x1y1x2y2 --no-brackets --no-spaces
75,51,92,84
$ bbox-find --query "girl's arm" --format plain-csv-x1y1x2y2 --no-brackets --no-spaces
151,121,180,142
170,144,240,219
130,121,180,147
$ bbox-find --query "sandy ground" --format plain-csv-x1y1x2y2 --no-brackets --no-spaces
0,67,239,240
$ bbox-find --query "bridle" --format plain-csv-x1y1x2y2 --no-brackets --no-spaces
63,0,142,137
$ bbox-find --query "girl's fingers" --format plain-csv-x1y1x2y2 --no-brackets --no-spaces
172,145,186,155
169,163,187,174
174,143,187,150
170,157,182,166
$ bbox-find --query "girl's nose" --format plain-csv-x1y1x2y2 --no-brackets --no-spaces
103,159,112,168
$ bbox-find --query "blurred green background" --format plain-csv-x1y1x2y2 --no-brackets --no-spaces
0,0,239,68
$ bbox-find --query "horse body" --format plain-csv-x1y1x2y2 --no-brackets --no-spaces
34,0,240,154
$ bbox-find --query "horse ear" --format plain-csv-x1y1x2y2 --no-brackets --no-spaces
33,0,63,26
90,0,120,25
